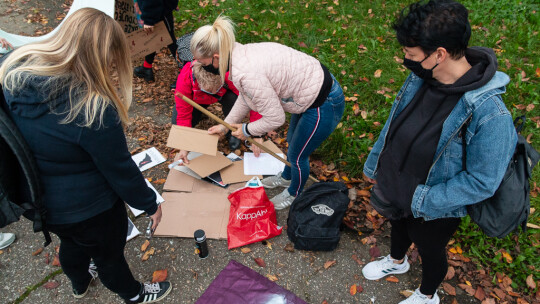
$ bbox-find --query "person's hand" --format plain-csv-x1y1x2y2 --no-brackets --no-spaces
250,137,264,157
178,150,189,164
143,24,155,34
230,123,247,141
0,38,13,50
149,205,162,231
208,124,227,137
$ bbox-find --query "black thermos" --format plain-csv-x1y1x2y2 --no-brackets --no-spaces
194,229,209,259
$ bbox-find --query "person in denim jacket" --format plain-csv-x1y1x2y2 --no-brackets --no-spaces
361,1,517,303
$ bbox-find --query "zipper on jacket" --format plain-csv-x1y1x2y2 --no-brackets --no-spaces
424,113,473,183
373,76,413,173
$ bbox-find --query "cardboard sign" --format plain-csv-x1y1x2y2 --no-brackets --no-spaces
125,21,173,59
115,0,139,33
166,125,219,156
185,153,233,178
153,192,230,239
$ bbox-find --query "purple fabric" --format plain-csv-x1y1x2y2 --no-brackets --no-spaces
196,260,308,304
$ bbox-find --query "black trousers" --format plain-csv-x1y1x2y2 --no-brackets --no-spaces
47,200,141,300
171,90,238,126
390,216,461,296
144,10,177,65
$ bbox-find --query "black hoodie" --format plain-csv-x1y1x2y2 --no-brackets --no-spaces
374,47,498,218
1,72,158,225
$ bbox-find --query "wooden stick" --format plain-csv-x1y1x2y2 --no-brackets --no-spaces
174,91,319,183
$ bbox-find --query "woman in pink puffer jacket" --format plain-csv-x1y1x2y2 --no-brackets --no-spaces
194,16,345,210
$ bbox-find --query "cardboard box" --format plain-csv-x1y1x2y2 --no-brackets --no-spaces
125,21,173,59
185,153,232,178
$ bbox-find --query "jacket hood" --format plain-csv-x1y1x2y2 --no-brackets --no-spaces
3,74,70,119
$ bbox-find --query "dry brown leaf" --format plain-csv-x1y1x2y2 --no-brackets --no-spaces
52,254,61,267
241,247,252,254
474,287,486,301
445,266,455,280
266,274,278,281
43,281,60,289
151,269,168,283
442,282,456,296
386,276,399,283
400,290,414,297
374,69,382,78
526,222,540,229
284,243,295,252
153,178,166,185
526,274,536,289
323,260,337,269
32,248,44,256
350,284,357,295
142,247,155,261
481,299,496,304
254,258,266,267
141,240,150,252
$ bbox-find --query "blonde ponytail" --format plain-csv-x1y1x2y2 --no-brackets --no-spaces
190,15,235,83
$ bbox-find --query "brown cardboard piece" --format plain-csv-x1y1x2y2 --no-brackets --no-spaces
125,21,173,59
262,140,285,155
185,153,232,178
115,0,139,33
153,192,230,239
166,125,219,156
163,169,194,192
220,161,262,184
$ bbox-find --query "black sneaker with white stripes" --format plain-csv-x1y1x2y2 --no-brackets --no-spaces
125,282,172,303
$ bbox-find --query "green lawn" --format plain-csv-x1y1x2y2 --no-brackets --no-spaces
174,0,539,293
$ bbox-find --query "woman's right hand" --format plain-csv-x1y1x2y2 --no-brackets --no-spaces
208,124,227,137
178,150,190,164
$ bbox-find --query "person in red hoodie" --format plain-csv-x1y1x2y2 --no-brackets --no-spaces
173,34,261,163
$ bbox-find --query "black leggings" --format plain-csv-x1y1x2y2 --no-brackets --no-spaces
390,216,461,296
172,90,238,126
144,10,177,65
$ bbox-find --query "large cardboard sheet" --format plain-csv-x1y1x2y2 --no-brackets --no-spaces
125,21,173,59
185,153,232,178
153,192,230,239
220,161,262,184
167,125,219,156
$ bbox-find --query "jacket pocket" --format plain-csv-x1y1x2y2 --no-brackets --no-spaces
293,224,340,251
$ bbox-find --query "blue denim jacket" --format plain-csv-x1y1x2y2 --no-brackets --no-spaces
364,72,517,220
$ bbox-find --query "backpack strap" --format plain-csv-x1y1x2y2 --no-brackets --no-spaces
513,115,526,134
461,116,472,171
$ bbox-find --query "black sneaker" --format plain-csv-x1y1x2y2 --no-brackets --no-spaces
126,282,172,303
72,262,98,298
134,66,155,82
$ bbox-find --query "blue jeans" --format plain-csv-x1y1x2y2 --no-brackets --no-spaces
281,75,345,196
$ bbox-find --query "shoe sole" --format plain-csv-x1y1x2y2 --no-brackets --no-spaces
144,283,173,303
362,262,410,280
73,278,95,299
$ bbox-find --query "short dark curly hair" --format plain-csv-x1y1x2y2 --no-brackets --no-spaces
393,0,471,59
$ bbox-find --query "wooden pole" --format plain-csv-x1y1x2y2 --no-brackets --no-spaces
174,91,319,183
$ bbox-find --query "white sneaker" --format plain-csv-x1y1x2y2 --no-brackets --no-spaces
270,189,296,210
399,288,440,304
361,254,410,280
0,232,15,249
261,172,291,189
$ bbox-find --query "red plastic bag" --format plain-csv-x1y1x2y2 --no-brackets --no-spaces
227,178,282,249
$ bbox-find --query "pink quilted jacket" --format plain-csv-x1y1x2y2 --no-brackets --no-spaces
224,42,325,136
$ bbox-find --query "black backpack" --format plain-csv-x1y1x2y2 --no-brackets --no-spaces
462,116,540,238
0,84,51,246
287,182,349,251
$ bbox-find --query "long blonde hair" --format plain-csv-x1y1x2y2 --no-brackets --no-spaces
0,8,132,127
190,15,236,84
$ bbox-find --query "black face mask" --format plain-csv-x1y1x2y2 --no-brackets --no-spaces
202,57,220,75
403,54,439,80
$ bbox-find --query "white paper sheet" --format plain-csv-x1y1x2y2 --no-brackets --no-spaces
128,179,164,217
126,217,140,241
243,153,285,175
131,147,166,172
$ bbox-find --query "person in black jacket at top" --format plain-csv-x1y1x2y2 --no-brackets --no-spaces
0,9,171,303
133,0,179,82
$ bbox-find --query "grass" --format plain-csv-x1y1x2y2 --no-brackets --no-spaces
173,0,539,293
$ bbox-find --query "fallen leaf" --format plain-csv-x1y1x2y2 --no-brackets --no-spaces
266,274,278,281
142,247,155,261
298,41,307,48
400,290,414,297
142,98,152,103
356,283,363,293
536,67,540,78
323,260,337,269
141,240,150,252
386,276,399,283
350,284,357,295
481,299,496,304
374,69,382,78
351,254,364,265
526,274,536,289
254,258,266,267
527,223,540,229
43,281,60,289
501,251,513,263
369,245,381,258
474,287,486,301
241,247,252,254
526,104,535,112
284,243,295,252
151,269,168,283
153,178,166,184
445,266,455,280
52,254,61,267
32,248,44,256
442,282,456,295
